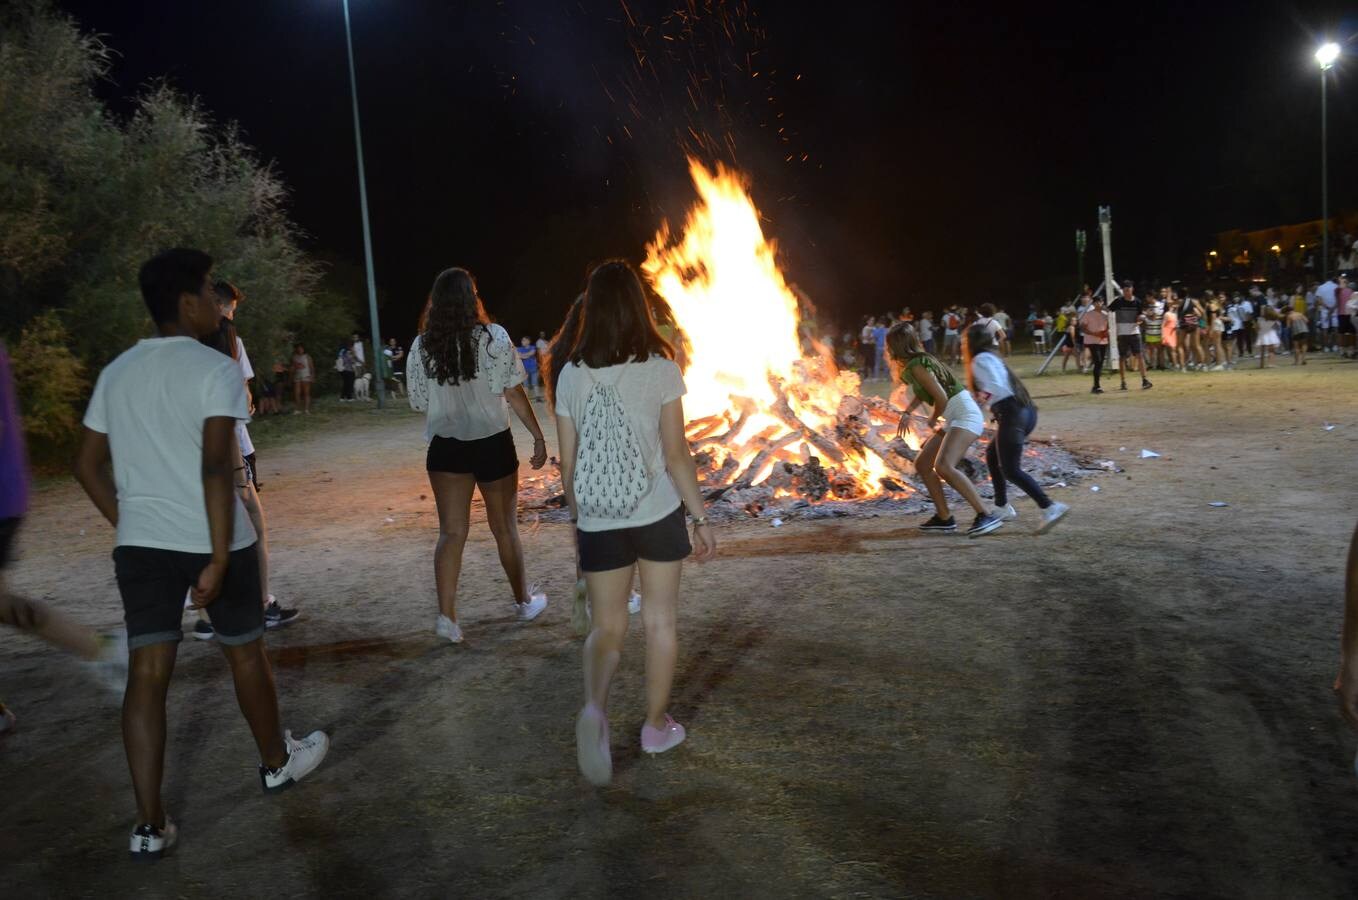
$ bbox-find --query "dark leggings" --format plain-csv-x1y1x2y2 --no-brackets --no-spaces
986,398,1052,509
1087,344,1107,387
341,370,356,399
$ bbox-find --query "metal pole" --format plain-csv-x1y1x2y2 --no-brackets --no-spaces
1321,68,1329,282
342,0,385,407
1099,207,1119,365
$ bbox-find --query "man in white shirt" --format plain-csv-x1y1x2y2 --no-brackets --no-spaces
1316,278,1339,352
74,249,328,860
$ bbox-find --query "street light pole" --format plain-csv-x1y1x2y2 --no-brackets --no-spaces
342,0,385,407
1321,65,1329,282
1316,41,1340,283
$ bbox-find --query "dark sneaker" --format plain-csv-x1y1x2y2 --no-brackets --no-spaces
260,729,330,793
191,619,215,641
129,817,177,862
967,512,1004,538
1141,378,1153,390
1119,383,1128,391
264,599,301,630
919,514,958,533
1091,386,1104,394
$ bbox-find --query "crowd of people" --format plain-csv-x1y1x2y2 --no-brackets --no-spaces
837,274,1357,395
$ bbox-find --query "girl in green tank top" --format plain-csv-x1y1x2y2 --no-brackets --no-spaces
883,321,1003,537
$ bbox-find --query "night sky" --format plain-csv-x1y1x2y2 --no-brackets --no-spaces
57,0,1358,342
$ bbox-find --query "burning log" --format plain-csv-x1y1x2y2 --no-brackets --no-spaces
770,391,844,464
686,414,729,442
731,431,801,488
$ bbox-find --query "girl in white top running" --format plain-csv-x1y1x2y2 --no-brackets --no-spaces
554,260,716,786
406,268,549,642
965,325,1070,534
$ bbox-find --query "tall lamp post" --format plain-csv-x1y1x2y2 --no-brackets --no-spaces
1316,41,1340,282
342,0,385,407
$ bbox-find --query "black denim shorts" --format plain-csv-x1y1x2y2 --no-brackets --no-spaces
426,429,518,483
113,543,264,650
576,505,692,573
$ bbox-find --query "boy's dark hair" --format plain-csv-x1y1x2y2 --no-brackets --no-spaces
139,248,213,326
980,302,997,317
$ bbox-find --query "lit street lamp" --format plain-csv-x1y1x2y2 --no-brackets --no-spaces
1316,41,1340,282
342,0,386,407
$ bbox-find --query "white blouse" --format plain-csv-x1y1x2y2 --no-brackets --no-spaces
406,324,525,442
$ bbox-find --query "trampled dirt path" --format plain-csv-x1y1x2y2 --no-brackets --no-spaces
3,355,1357,898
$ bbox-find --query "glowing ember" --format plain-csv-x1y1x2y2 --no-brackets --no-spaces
642,159,923,499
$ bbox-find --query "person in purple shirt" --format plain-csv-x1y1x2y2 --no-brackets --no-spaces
0,341,127,737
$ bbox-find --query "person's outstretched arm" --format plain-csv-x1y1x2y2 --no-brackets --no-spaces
1339,523,1358,730
504,385,547,469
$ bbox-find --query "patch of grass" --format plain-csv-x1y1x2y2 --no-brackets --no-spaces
246,396,422,450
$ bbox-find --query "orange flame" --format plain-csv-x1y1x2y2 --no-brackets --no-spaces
642,159,915,497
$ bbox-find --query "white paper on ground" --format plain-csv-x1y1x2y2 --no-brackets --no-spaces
1208,501,1229,507
1090,485,1101,492
771,518,784,527
1140,449,1160,458
1324,423,1336,431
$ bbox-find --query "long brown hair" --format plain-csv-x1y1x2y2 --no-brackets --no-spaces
965,325,1032,407
543,293,585,408
569,260,673,368
420,267,492,385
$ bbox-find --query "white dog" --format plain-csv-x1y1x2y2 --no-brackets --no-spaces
354,373,372,401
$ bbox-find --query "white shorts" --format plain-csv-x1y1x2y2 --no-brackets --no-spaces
1258,332,1281,347
943,390,984,435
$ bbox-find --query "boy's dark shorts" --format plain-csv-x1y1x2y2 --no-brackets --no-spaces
113,543,264,650
1117,334,1143,357
0,517,20,569
577,505,692,573
427,429,518,483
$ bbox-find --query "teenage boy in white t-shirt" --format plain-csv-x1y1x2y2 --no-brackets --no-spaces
73,249,328,861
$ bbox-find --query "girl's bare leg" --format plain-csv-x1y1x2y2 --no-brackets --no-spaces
478,471,530,605
637,558,681,730
429,471,476,621
582,565,634,713
934,427,988,516
914,431,949,519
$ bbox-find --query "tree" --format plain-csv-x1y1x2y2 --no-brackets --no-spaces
0,1,321,455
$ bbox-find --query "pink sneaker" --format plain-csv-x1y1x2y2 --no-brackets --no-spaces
575,706,612,786
641,715,686,755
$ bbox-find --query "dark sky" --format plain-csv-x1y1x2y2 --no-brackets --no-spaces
58,0,1358,340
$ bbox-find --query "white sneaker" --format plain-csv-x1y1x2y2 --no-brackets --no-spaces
1037,501,1071,534
260,729,330,793
576,706,612,786
516,592,548,622
128,816,177,862
628,590,642,615
435,614,464,644
993,503,1018,522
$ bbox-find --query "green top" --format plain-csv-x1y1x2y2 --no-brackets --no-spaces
899,352,962,401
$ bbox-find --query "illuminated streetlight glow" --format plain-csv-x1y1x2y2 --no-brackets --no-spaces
1270,244,1281,252
1316,42,1341,69
1208,250,1218,257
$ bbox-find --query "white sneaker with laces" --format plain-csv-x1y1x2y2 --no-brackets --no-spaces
129,816,177,862
628,590,642,615
1037,501,1071,534
436,614,464,644
260,729,330,793
516,592,548,622
994,503,1018,522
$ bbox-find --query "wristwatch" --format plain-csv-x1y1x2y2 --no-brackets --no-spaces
691,514,708,526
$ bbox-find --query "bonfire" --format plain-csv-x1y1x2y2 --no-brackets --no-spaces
525,159,1086,522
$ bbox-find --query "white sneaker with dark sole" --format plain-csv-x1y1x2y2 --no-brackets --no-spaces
994,504,1018,522
129,817,177,862
516,592,548,622
191,619,215,641
260,729,330,793
1036,501,1071,534
436,614,464,644
628,590,642,616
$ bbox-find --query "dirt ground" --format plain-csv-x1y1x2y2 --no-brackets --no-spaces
3,353,1357,898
